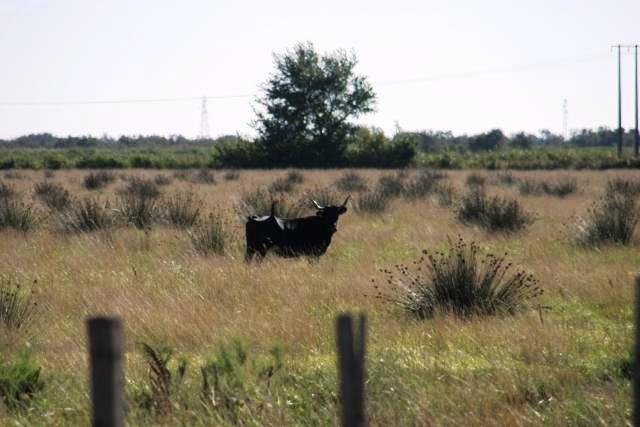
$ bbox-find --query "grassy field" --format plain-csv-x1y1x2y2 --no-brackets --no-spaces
0,168,637,426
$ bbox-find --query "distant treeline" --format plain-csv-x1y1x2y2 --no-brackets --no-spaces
0,126,639,170
1,126,637,150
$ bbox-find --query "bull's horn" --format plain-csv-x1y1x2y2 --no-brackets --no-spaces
342,195,351,207
311,199,323,209
270,201,277,217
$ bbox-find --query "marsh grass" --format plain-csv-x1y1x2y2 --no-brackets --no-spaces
0,352,45,411
355,190,390,213
490,171,518,187
191,169,216,185
576,191,639,245
0,199,40,232
606,176,640,196
153,174,173,186
135,342,187,417
334,170,369,192
0,168,636,426
83,171,116,190
163,192,202,228
0,276,37,331
223,170,241,181
33,181,72,211
0,181,16,199
376,173,405,198
57,197,115,233
189,213,228,255
238,187,306,219
376,237,543,318
457,187,534,231
465,172,486,187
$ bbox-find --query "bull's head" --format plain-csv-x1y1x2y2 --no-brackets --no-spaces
311,195,350,230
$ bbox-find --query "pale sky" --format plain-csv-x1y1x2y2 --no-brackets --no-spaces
0,0,638,139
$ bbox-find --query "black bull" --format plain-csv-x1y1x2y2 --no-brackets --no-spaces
245,196,350,261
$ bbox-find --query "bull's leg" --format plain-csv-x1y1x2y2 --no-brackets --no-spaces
245,239,269,263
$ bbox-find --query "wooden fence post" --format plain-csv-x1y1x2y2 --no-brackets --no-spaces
336,313,367,427
87,317,124,427
634,274,640,427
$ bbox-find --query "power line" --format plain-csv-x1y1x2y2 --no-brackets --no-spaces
0,52,611,107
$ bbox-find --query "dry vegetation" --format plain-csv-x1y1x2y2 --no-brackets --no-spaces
0,168,638,426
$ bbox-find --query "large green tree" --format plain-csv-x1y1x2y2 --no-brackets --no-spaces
254,42,376,166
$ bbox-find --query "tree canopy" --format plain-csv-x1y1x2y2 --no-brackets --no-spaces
254,42,376,167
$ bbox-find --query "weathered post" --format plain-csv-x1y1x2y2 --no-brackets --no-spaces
336,313,367,427
634,275,640,427
87,317,124,427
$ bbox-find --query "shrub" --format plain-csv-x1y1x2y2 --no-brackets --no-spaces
3,171,24,180
517,178,543,196
164,192,202,228
191,169,216,184
118,177,161,200
576,191,639,245
189,213,228,255
269,177,295,193
334,170,369,192
540,176,578,197
118,194,161,229
286,170,305,184
606,176,640,197
0,276,37,331
376,237,543,318
33,181,72,210
0,199,40,232
356,191,390,213
456,187,533,231
173,170,192,181
376,173,405,198
0,352,45,411
223,170,241,181
238,187,306,219
404,169,447,199
153,174,172,186
433,182,457,207
465,172,486,187
57,197,115,233
303,186,341,208
0,181,16,199
490,171,518,187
